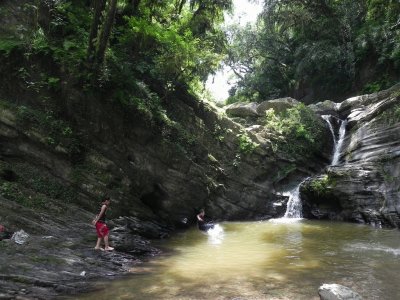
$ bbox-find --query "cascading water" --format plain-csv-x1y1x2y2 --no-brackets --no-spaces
279,115,348,219
321,115,347,166
331,119,347,166
321,115,337,145
282,184,302,219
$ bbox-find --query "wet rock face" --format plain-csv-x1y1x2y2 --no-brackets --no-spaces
0,196,161,299
0,81,330,296
302,84,400,227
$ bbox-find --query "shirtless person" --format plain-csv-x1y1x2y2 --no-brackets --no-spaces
197,209,214,231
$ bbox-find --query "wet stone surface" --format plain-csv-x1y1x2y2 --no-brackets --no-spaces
0,197,161,300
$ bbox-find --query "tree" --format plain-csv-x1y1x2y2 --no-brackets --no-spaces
87,0,118,67
96,0,118,65
228,0,400,104
87,0,106,64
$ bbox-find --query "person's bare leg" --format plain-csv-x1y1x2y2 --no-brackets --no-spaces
104,234,114,251
95,237,104,250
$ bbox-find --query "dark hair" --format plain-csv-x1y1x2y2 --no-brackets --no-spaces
101,195,111,205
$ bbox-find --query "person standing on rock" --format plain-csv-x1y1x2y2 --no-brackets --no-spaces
92,196,114,251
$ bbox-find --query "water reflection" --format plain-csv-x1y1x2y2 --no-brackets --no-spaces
77,220,400,300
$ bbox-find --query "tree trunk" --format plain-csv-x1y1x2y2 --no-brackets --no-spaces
87,0,106,64
131,0,141,14
96,0,118,65
176,0,186,14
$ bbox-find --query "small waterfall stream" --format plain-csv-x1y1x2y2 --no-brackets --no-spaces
282,184,303,219
321,115,347,166
281,114,348,219
331,118,347,166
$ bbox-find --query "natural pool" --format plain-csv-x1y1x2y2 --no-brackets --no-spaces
78,220,400,300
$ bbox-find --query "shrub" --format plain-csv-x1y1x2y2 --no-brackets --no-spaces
265,104,325,158
309,175,330,196
237,130,259,154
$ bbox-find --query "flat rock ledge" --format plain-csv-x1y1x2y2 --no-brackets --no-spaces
318,283,362,300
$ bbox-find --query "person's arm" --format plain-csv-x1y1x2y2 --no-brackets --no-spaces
92,205,106,225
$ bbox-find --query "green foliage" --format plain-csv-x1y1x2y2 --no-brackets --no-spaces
227,0,400,103
0,39,24,56
213,123,226,142
236,130,259,154
377,104,400,126
0,0,234,129
0,182,47,209
160,118,199,159
264,104,325,158
309,175,331,196
232,153,241,169
119,4,226,87
363,82,383,93
0,162,77,209
25,4,90,73
15,105,84,160
113,80,165,122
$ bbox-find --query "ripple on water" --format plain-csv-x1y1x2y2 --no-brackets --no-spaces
76,220,400,300
344,242,400,256
268,217,304,224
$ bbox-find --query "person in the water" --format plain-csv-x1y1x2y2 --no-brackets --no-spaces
197,209,214,231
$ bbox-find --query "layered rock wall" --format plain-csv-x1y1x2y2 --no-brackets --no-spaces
302,84,400,227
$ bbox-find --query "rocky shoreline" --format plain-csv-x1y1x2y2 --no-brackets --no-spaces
0,196,162,300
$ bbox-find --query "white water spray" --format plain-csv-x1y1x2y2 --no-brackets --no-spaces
274,115,348,221
283,184,302,219
321,115,347,166
321,115,337,145
331,119,347,166
277,177,310,221
207,224,224,245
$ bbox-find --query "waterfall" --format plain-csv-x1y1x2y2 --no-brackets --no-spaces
331,119,347,166
283,184,302,219
276,115,348,220
321,115,337,145
321,115,347,166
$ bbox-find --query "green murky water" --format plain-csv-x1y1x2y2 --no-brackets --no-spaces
78,220,400,300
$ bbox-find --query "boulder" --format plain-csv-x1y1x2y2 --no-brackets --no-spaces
225,102,258,118
256,97,299,115
318,283,362,300
309,100,339,116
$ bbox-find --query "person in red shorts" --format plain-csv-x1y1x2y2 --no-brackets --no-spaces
92,196,114,251
0,224,14,241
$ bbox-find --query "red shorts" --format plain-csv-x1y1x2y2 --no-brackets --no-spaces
95,222,109,238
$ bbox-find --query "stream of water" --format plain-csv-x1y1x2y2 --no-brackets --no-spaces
76,115,400,300
280,114,349,221
321,115,347,166
78,221,400,300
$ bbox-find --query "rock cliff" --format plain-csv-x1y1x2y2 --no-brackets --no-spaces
0,81,331,298
1,1,399,298
302,83,400,227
